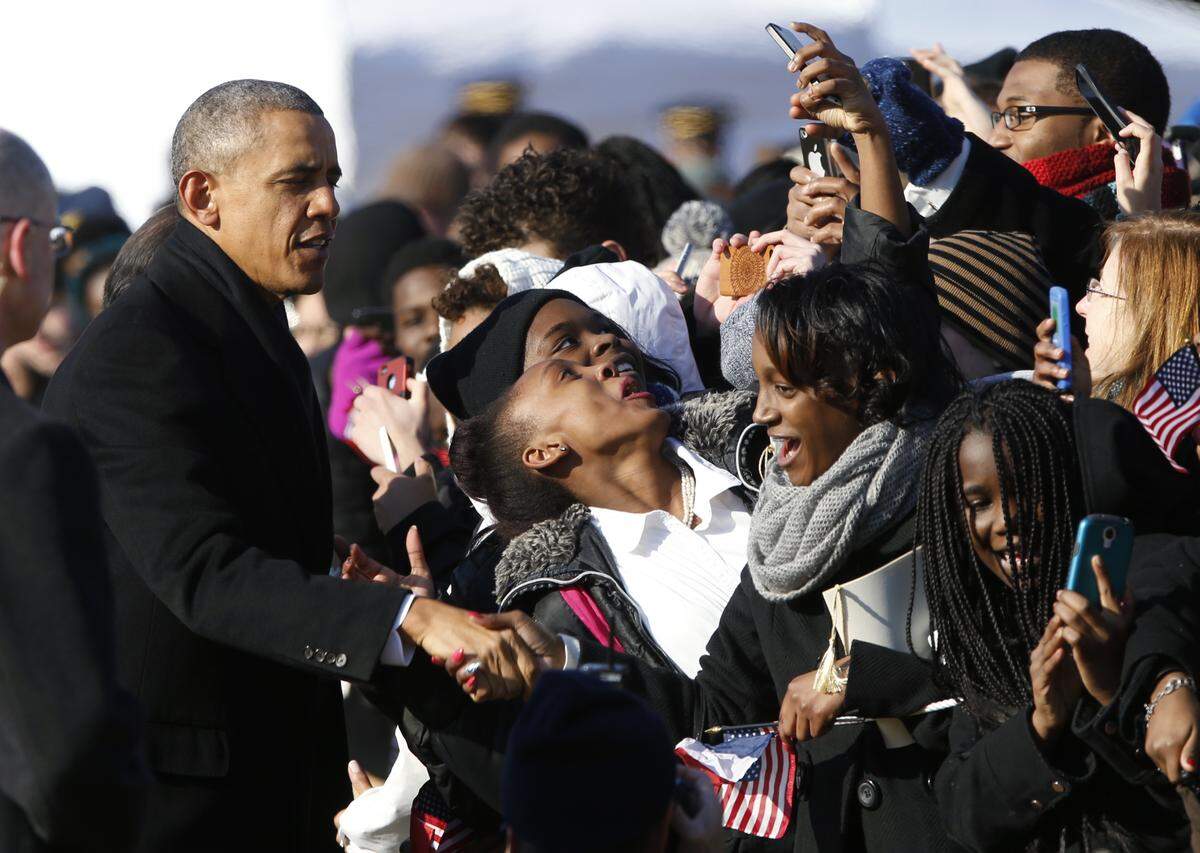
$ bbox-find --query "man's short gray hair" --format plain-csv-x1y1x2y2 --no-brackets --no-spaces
0,128,55,220
169,79,323,187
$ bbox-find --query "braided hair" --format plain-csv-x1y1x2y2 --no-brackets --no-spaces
916,381,1082,718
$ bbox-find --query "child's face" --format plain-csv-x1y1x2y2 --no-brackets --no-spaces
957,429,1023,588
392,265,449,367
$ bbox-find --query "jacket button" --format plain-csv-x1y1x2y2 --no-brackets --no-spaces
303,645,314,660
1030,799,1043,811
1050,780,1066,793
335,653,348,668
315,649,327,662
1104,721,1118,736
857,779,881,810
924,772,935,792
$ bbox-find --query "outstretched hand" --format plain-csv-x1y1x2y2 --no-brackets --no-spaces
340,528,436,598
442,611,565,701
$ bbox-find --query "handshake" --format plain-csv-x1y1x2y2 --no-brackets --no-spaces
339,528,562,701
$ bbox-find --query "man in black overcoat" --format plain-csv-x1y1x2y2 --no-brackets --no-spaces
0,129,146,852
42,82,415,852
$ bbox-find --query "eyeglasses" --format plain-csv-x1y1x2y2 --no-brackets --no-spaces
1085,279,1125,301
0,215,75,259
990,105,1096,132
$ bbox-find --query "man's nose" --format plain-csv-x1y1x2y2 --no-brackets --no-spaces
310,186,339,221
988,124,1012,149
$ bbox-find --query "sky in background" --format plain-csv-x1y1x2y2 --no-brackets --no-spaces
5,0,1200,223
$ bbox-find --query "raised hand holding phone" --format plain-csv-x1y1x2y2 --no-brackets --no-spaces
1056,516,1134,705
1114,108,1164,216
787,23,883,137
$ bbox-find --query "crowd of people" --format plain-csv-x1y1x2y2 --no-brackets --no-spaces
5,17,1200,853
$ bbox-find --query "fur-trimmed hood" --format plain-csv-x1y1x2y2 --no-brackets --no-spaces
493,390,759,605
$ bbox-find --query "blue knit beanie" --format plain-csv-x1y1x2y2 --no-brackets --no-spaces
858,58,965,186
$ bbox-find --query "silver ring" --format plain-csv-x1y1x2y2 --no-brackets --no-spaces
462,660,482,678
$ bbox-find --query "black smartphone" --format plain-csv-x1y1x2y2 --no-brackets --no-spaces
1075,64,1139,161
798,135,840,178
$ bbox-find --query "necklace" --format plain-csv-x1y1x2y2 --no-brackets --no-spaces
667,454,698,529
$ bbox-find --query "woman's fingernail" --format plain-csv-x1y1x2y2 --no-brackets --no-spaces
1185,755,1196,771
451,648,465,664
430,656,443,666
465,676,477,691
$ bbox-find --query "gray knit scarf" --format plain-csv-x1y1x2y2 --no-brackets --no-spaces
747,418,933,602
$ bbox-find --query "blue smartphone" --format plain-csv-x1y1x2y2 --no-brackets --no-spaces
1065,514,1134,606
1049,286,1072,392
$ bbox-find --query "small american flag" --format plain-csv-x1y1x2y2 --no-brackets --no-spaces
675,727,794,840
1133,344,1200,474
409,782,499,853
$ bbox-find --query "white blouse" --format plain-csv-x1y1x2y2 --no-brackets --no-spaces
588,440,751,677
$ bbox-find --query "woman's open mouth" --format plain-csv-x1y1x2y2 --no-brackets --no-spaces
772,435,801,468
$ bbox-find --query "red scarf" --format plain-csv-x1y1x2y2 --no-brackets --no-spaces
1023,140,1191,210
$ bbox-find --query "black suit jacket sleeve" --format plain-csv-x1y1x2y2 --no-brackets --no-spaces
0,414,145,850
61,319,407,683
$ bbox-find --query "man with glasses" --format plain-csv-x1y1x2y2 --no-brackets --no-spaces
0,128,146,851
989,29,1189,216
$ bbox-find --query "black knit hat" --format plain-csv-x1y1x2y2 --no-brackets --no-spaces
502,671,676,851
323,200,424,327
425,288,586,419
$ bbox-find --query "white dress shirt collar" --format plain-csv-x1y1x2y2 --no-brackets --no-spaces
903,136,971,219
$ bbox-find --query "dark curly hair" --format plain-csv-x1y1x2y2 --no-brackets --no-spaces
755,262,960,427
456,148,655,263
431,263,508,322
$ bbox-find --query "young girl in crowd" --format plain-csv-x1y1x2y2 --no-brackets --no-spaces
917,379,1196,852
1033,210,1200,407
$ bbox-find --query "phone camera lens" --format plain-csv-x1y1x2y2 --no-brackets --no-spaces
387,375,396,390
1103,527,1116,543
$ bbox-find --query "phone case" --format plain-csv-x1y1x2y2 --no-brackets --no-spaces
377,356,413,398
719,246,773,298
1066,514,1134,606
1049,286,1072,392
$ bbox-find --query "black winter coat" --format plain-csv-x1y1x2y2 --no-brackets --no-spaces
931,533,1199,852
0,376,146,852
42,221,410,853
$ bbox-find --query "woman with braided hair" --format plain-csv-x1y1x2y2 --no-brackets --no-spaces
917,380,1192,852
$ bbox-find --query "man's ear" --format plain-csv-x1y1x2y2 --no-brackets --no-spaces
601,239,628,262
1085,115,1112,146
1,219,32,281
521,436,570,472
179,170,220,228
